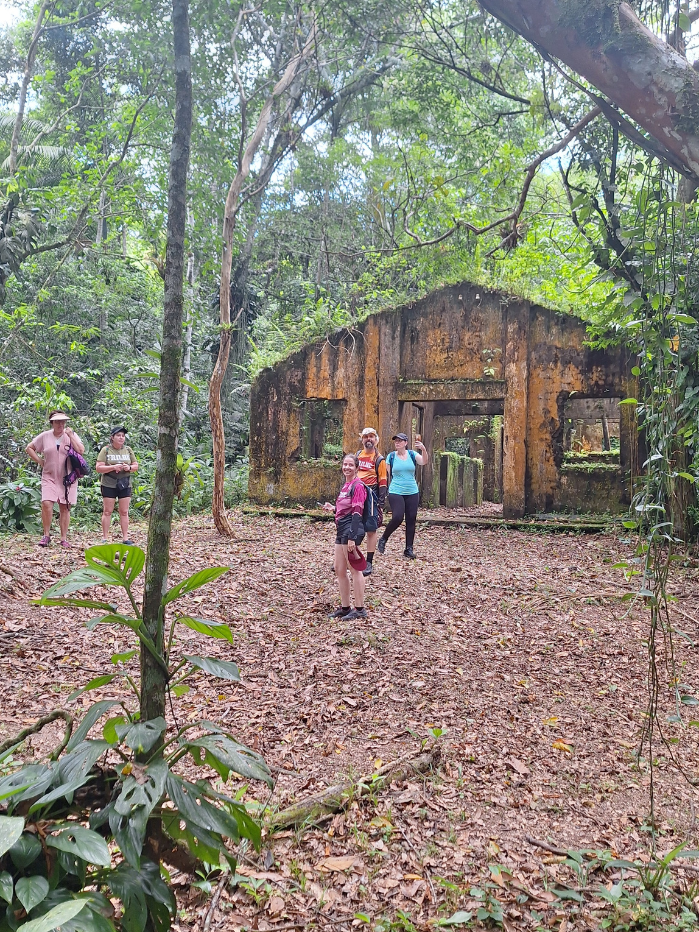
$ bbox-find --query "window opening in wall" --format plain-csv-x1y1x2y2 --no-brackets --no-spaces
298,399,345,460
563,397,621,464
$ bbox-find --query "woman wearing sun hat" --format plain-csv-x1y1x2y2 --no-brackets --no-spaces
25,410,85,547
96,425,139,545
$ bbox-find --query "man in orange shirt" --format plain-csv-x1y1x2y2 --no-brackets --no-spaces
356,427,388,576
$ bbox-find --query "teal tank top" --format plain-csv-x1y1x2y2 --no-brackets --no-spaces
388,451,419,495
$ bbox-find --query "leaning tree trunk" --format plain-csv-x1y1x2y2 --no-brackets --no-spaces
477,0,699,180
140,0,192,724
209,23,317,536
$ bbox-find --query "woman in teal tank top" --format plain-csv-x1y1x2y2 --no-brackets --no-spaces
377,433,429,559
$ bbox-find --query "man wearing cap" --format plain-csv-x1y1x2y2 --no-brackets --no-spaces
26,410,85,547
96,426,139,545
356,427,388,576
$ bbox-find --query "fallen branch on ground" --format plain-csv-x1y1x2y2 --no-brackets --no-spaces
0,709,73,760
269,747,440,830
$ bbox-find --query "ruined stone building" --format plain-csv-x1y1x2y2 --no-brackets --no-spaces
249,283,635,517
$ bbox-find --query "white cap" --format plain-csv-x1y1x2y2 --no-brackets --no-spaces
361,426,377,436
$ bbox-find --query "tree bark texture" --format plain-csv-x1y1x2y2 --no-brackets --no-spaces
477,0,699,179
209,21,317,536
140,0,192,723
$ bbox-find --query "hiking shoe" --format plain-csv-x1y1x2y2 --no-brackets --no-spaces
38,535,51,547
403,547,416,559
377,537,387,554
329,606,351,618
345,607,367,620
362,563,373,577
122,540,135,546
60,540,70,548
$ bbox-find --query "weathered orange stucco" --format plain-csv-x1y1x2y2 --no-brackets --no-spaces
249,283,634,516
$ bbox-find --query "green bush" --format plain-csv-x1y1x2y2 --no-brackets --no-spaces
0,479,41,533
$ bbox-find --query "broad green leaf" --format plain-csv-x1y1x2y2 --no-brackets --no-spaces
681,695,699,705
184,733,272,786
171,684,189,697
161,809,229,867
17,900,86,932
0,766,53,807
103,716,128,745
436,911,472,927
183,654,240,681
40,567,121,600
117,718,166,754
0,871,12,904
0,815,24,857
85,613,141,632
176,616,233,642
38,597,117,611
111,650,137,665
114,759,167,820
68,675,116,703
66,701,121,752
30,741,110,811
46,825,111,867
85,543,145,586
165,774,249,842
10,833,42,870
106,861,174,932
16,875,49,913
679,10,692,30
162,567,229,606
619,397,638,405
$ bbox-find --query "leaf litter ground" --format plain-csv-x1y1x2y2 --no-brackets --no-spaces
1,511,699,930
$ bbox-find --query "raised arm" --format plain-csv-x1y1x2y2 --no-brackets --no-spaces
414,440,429,466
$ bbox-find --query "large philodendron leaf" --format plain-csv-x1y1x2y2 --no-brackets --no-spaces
161,809,230,866
16,875,49,913
109,758,167,869
175,616,233,642
29,741,109,812
184,733,272,785
183,655,240,681
116,718,166,755
165,774,247,842
46,825,111,867
0,815,24,857
84,544,145,587
39,568,121,600
66,701,122,752
16,900,87,932
162,567,229,606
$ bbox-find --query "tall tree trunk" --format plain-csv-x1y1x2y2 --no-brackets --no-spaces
9,0,50,175
209,23,317,536
179,252,195,427
477,0,699,180
140,0,192,724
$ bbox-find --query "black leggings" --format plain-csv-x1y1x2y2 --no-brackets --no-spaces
383,492,419,549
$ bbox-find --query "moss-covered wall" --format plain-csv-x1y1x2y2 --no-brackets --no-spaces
249,282,632,514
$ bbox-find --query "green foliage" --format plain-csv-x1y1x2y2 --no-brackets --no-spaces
0,545,272,932
0,478,40,532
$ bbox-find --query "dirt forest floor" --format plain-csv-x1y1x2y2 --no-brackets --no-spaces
2,511,699,931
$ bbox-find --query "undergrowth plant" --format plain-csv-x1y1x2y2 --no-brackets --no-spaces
0,480,41,534
0,543,271,932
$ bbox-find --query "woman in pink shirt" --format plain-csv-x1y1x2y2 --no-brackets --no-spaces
323,453,368,620
25,410,85,547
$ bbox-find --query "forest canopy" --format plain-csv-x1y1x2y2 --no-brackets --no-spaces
1,0,699,534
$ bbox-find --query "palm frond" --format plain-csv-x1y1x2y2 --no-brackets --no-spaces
0,113,48,139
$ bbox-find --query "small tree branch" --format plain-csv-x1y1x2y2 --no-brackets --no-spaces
0,709,73,760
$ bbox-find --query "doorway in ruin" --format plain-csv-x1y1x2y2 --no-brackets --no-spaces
432,400,504,505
